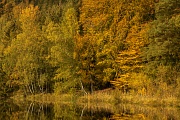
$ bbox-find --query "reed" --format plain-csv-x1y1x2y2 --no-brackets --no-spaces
77,89,180,107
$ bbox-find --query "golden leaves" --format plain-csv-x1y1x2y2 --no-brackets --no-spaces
19,5,39,31
20,5,38,21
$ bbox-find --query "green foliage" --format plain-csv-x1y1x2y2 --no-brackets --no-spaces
2,5,52,95
143,0,180,85
46,1,80,94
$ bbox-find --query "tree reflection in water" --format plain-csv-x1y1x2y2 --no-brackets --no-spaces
25,102,54,120
0,100,180,120
0,100,26,120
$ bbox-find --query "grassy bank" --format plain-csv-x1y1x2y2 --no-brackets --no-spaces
12,89,180,107
77,90,180,107
12,93,78,104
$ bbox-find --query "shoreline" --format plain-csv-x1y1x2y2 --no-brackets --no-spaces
12,90,180,108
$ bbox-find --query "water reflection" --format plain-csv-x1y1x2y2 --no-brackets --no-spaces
0,100,180,120
0,100,26,120
25,102,54,120
0,100,54,120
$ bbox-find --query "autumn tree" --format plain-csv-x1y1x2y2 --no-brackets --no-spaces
0,0,23,97
45,1,80,94
76,0,155,92
2,5,51,95
111,0,155,92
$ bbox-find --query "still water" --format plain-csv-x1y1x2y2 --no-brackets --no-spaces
0,99,180,120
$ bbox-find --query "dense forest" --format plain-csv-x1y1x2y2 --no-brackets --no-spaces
0,0,180,99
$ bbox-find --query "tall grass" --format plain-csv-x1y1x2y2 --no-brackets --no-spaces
77,88,180,107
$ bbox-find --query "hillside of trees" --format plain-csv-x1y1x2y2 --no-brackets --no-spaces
0,0,180,99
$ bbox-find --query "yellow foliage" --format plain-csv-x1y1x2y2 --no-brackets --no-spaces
19,5,39,31
20,5,38,20
76,0,154,90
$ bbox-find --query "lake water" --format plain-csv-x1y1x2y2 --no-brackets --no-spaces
1,99,180,120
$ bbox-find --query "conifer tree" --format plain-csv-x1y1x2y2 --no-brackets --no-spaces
143,0,180,85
